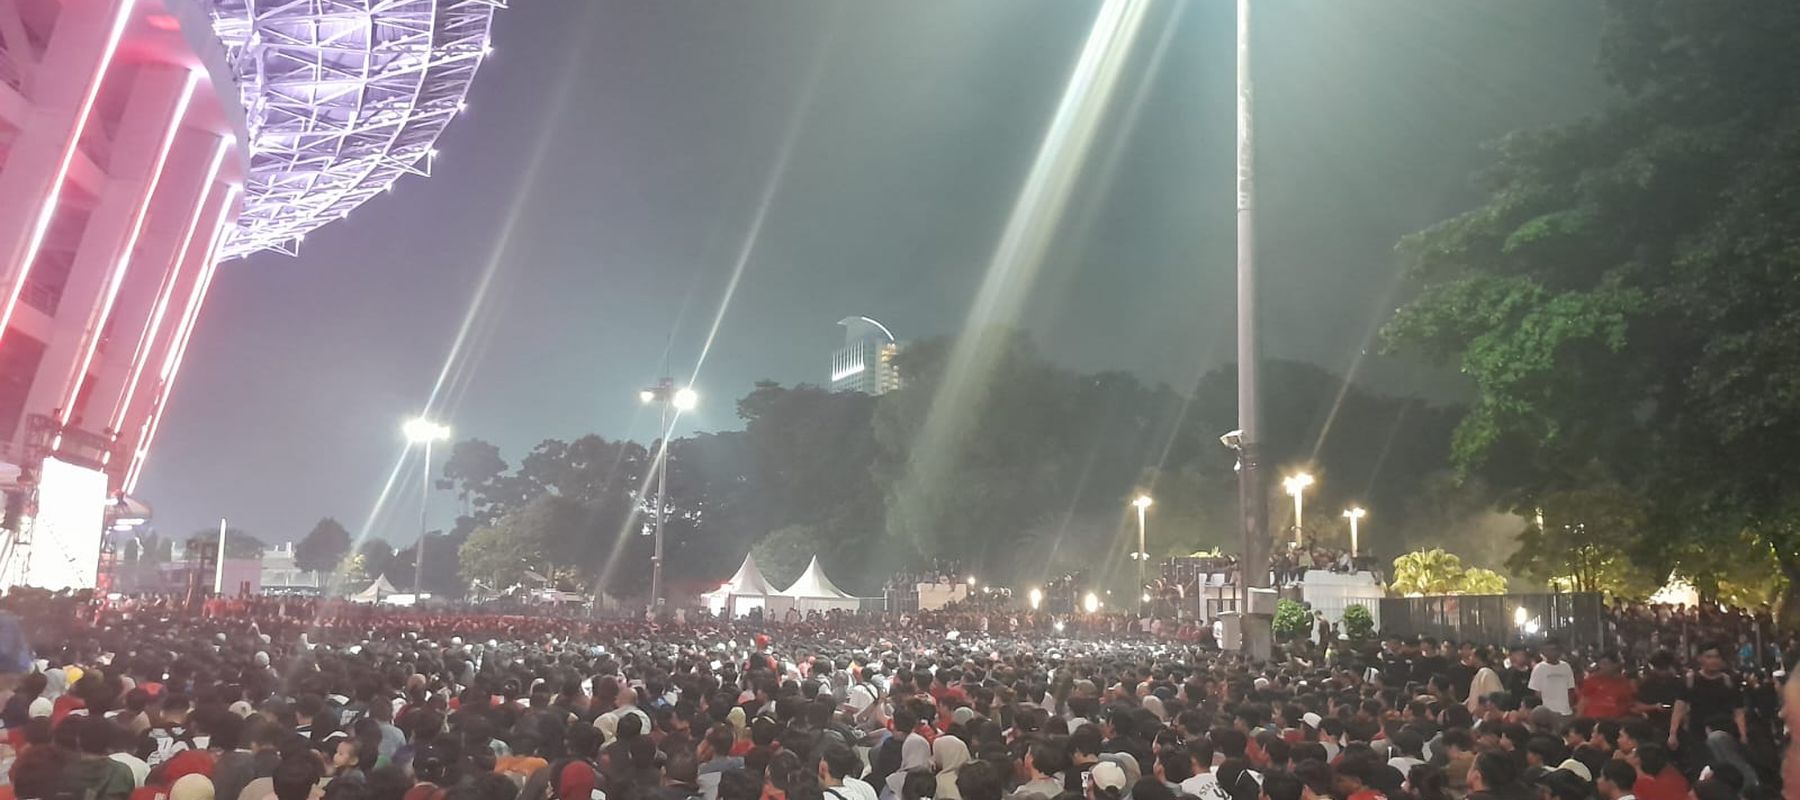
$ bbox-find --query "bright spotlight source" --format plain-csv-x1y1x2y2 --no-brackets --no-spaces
1053,620,1065,633
1141,592,1151,603
1524,620,1541,636
403,417,450,443
638,390,656,404
966,575,977,587
1132,494,1153,510
1082,592,1100,614
1513,606,1528,627
1283,473,1314,495
1028,587,1043,610
672,387,698,411
1343,506,1366,520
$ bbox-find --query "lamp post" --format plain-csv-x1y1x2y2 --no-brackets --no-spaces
1131,495,1153,603
403,416,451,598
1342,506,1366,559
1282,473,1313,546
640,379,697,606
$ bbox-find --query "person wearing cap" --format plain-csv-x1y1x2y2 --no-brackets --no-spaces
1087,762,1128,800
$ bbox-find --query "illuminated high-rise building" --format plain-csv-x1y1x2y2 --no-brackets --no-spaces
830,316,901,396
0,0,501,589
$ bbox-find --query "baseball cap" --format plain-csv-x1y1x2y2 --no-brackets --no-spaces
1091,762,1128,792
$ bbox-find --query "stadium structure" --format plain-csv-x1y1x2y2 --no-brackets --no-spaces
0,0,502,589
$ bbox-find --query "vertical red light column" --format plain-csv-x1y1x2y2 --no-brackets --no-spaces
0,0,138,347
21,65,197,430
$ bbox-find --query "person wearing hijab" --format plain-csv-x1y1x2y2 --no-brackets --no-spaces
933,736,971,800
883,729,932,800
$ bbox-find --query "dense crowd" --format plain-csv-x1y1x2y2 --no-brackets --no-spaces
0,593,1792,800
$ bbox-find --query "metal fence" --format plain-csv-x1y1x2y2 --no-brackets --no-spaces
1379,593,1606,649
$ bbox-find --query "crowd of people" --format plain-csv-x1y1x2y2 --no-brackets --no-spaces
0,590,1791,800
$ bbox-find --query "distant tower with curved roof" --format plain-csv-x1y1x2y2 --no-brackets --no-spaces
831,316,901,395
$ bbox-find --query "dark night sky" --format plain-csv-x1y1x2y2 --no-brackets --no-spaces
137,1,1608,547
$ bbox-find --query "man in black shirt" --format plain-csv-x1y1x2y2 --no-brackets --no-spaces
1633,651,1682,732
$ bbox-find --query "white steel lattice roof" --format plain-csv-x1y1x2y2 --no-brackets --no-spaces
203,0,502,260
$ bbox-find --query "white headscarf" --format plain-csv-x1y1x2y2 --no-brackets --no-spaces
933,735,970,800
885,732,932,798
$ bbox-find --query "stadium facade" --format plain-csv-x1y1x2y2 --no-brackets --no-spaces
0,0,500,589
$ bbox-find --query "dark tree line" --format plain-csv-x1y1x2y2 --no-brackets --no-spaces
429,329,1463,598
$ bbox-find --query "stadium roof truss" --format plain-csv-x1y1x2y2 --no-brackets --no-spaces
204,0,503,260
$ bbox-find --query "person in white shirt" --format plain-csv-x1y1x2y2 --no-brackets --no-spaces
1179,738,1231,800
1527,641,1578,716
820,743,880,800
1466,647,1504,712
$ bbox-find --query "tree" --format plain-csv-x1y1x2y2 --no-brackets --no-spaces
294,518,352,573
1273,599,1310,641
356,538,395,582
338,553,369,585
1342,604,1376,641
187,529,265,560
1383,1,1800,619
458,523,536,592
1508,485,1656,596
1390,548,1507,596
749,525,822,590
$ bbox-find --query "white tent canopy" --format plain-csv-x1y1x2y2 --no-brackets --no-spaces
780,556,854,599
352,574,399,604
703,554,778,617
774,556,859,613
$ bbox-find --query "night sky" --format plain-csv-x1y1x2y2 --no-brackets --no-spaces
137,1,1608,548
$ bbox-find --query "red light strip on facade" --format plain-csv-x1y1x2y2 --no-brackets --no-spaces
108,136,230,433
0,0,140,346
122,184,237,494
59,70,198,425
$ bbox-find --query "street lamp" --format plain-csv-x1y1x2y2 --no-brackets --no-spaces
1082,591,1100,614
640,379,697,606
1282,473,1313,546
1342,506,1366,558
1131,495,1153,602
1028,587,1043,610
403,416,451,597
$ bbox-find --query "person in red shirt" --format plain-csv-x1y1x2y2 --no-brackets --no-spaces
1630,745,1688,800
1577,653,1636,719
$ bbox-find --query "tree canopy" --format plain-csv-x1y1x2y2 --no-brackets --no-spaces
1384,0,1800,615
294,518,352,573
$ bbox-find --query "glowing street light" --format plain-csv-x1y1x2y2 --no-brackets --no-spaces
640,379,698,605
1342,506,1366,558
1283,473,1314,546
403,416,450,596
1082,591,1100,614
1028,587,1043,610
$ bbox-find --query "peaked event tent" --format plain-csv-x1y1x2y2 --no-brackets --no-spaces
352,575,399,604
775,556,860,613
702,554,778,617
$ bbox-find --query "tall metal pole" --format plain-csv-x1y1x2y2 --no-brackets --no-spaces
1235,0,1273,661
1292,490,1304,547
1348,513,1360,558
213,517,227,594
1136,503,1148,600
650,395,669,607
415,439,431,597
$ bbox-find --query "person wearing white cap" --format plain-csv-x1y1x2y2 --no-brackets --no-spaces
1089,761,1129,800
